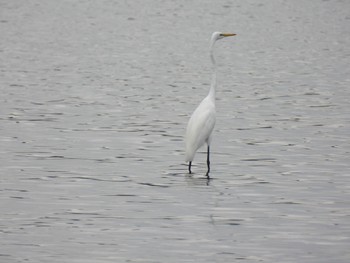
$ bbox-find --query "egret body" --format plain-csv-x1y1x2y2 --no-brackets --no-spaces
185,32,236,177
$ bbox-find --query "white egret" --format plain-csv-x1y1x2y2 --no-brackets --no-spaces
185,32,236,177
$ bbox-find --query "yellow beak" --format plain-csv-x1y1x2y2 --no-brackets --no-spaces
221,33,236,37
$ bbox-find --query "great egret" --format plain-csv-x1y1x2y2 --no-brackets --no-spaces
185,32,236,178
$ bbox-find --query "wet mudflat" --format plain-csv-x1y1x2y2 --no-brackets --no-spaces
1,0,350,262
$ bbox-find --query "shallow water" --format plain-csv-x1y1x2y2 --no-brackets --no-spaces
1,0,350,262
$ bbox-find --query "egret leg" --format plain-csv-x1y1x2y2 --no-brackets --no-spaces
206,145,210,178
188,161,192,174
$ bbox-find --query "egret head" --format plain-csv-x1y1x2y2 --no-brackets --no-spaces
211,32,236,42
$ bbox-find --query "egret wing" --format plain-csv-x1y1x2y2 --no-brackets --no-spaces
185,98,216,162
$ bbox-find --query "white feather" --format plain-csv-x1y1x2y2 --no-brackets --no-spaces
185,96,216,162
184,32,236,174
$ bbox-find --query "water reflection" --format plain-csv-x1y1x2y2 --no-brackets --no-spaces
185,173,211,186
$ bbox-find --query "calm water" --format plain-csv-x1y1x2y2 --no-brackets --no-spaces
1,0,350,262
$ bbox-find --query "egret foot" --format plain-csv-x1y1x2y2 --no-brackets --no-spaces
188,161,192,174
206,145,211,176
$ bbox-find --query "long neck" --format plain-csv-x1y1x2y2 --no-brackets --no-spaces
208,40,217,102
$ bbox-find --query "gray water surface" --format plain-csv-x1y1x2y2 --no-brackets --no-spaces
1,0,350,262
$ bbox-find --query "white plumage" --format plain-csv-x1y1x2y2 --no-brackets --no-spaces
185,95,216,163
185,32,236,177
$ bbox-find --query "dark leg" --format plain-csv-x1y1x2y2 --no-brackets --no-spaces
188,161,192,174
206,145,210,178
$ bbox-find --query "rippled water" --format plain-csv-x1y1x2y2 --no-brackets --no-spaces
1,0,350,262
